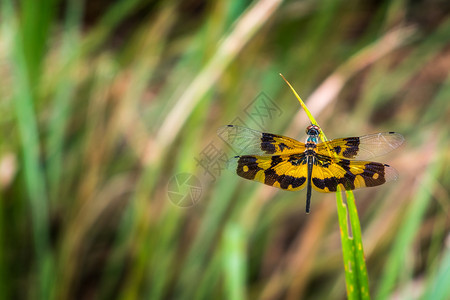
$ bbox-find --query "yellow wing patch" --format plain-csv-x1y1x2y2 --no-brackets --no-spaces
227,154,308,191
311,154,399,193
219,125,402,205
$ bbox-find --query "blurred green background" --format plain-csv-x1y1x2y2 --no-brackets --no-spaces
0,0,449,299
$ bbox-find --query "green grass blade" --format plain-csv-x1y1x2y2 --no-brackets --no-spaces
222,223,247,300
422,248,450,300
336,191,361,299
2,1,54,298
20,0,57,86
47,0,84,201
193,250,223,300
0,192,6,299
346,190,370,298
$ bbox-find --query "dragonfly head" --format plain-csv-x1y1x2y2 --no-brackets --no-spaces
306,124,320,136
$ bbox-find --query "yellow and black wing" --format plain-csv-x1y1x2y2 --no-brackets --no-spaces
311,154,399,193
316,132,404,160
227,154,308,191
217,125,305,156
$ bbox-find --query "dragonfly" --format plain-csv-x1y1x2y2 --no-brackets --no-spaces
217,124,404,213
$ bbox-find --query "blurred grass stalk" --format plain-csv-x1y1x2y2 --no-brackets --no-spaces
422,244,450,300
2,0,55,298
376,142,444,300
119,1,284,299
46,0,83,203
154,0,283,162
222,223,246,300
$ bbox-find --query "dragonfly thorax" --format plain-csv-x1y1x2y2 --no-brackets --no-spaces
306,135,319,145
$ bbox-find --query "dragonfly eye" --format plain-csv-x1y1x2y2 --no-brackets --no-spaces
306,125,320,136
